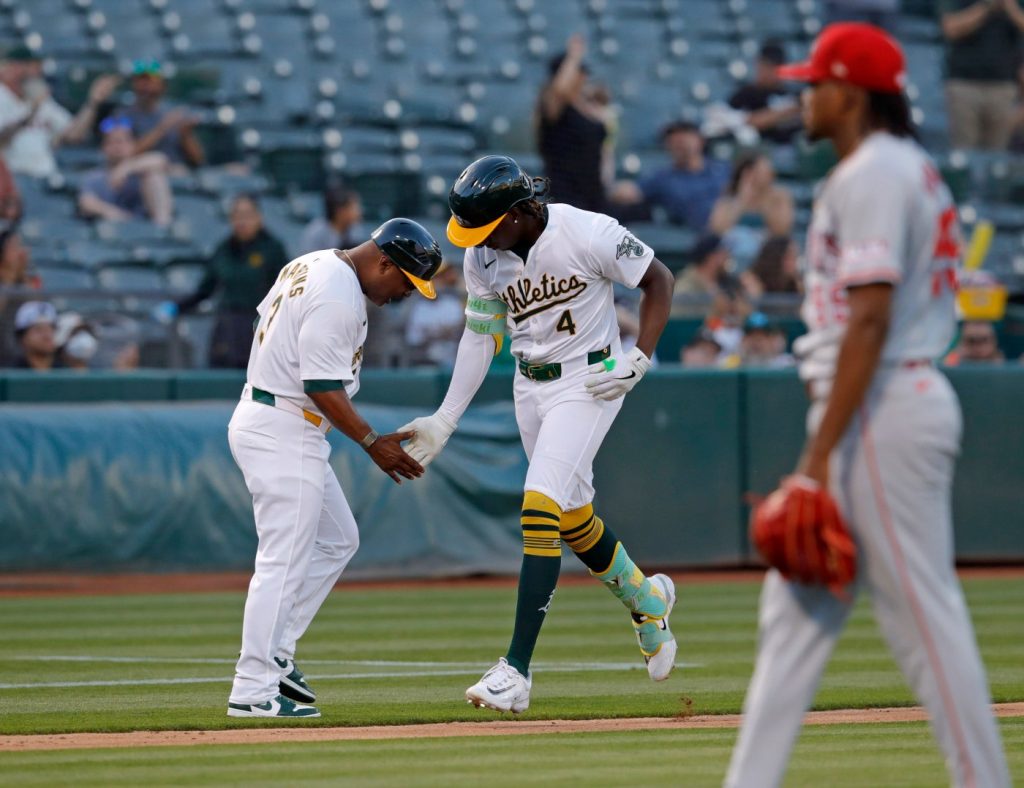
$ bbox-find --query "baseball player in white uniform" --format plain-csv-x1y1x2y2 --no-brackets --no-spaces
226,219,442,718
398,155,678,713
725,24,1009,786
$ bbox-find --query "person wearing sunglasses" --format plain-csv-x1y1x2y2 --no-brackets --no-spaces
0,44,120,178
120,59,204,170
78,116,173,226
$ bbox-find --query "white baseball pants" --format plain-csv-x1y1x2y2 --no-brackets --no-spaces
227,399,360,705
513,349,623,510
726,365,1009,788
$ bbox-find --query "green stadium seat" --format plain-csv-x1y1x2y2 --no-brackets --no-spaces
97,265,167,293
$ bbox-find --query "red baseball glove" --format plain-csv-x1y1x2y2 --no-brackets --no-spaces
751,475,857,598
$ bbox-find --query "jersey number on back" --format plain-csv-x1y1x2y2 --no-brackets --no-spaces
556,309,576,336
257,294,283,345
931,206,960,297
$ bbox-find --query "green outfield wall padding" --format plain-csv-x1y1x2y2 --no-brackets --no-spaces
0,401,527,575
4,370,175,402
947,366,1024,559
1,367,1021,573
594,369,745,565
172,370,247,400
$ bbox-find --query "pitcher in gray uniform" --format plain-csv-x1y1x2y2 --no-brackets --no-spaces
725,24,1009,788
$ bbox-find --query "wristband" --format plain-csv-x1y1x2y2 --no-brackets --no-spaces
360,429,380,449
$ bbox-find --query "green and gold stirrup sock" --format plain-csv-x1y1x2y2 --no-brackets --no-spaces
505,490,562,677
561,503,668,620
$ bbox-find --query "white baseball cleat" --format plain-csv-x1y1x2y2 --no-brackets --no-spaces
465,658,532,713
633,573,678,682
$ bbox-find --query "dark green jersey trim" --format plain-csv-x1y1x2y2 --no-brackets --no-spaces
303,379,346,394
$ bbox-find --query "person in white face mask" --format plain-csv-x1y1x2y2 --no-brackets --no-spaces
54,313,99,370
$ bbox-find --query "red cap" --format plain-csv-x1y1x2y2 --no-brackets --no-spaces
777,23,906,94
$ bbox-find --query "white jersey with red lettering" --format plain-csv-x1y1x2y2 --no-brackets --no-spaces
726,131,1009,787
462,203,653,364
247,249,367,410
795,131,959,382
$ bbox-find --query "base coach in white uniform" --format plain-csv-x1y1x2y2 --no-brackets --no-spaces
226,219,442,719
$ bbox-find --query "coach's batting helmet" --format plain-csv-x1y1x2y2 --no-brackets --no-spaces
447,155,545,248
371,218,444,299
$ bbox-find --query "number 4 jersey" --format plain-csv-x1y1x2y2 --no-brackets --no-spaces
247,249,368,411
463,203,654,363
796,131,959,383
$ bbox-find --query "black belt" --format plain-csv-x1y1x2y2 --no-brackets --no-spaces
517,346,612,382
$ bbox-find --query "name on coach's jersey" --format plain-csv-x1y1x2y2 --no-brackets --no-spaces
500,273,587,324
277,261,310,298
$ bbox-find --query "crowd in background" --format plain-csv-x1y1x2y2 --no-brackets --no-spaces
1,1,1023,373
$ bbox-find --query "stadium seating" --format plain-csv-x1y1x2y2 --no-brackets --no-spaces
1,0,1021,369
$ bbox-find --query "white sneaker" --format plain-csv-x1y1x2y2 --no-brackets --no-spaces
465,658,532,713
227,693,320,718
633,573,678,682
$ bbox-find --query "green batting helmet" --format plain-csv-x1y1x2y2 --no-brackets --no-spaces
447,155,545,248
371,218,443,299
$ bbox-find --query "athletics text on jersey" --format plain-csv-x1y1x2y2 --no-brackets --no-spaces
462,204,653,363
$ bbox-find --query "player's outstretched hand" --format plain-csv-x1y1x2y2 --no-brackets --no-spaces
584,346,652,401
367,431,424,484
397,411,457,468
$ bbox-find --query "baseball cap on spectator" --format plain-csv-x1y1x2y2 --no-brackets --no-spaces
3,44,40,62
777,23,906,95
691,233,724,264
744,311,775,333
131,58,163,77
14,300,57,333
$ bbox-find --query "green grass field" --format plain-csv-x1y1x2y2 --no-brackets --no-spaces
1,575,1021,785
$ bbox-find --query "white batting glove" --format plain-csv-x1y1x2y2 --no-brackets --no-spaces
396,411,457,468
584,346,652,401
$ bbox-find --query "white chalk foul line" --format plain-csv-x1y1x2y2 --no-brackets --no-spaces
0,661,704,691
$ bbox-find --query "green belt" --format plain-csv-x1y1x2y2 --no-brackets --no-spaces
249,386,330,431
251,386,276,406
517,346,611,382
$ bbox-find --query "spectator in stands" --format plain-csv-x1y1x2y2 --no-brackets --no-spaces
0,45,119,178
54,312,98,371
78,118,174,227
11,300,58,370
672,233,743,316
941,0,1024,150
709,152,794,271
404,265,465,366
944,320,1005,364
680,328,722,367
612,121,729,230
121,59,204,170
727,311,795,368
741,235,801,300
0,157,20,222
727,41,802,144
823,0,899,29
173,193,288,368
0,227,37,289
537,35,609,212
298,185,363,255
